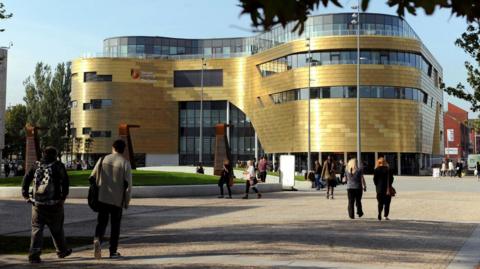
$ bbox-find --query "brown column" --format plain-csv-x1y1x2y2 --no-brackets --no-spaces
118,124,140,169
213,123,232,176
25,124,42,174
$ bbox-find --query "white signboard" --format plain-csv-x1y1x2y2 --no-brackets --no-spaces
447,129,455,142
445,147,458,155
432,168,440,178
279,155,295,189
468,154,480,170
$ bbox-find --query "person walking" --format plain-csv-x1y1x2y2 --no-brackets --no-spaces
21,147,72,263
373,157,394,221
4,161,10,177
314,160,323,190
90,140,132,259
345,158,366,219
257,156,268,183
476,162,480,181
339,159,346,185
218,159,233,199
448,160,454,177
321,155,336,199
455,160,463,178
440,160,446,177
242,160,261,199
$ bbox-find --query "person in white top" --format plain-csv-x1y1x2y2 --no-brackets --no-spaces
441,161,447,177
448,160,454,177
242,160,262,199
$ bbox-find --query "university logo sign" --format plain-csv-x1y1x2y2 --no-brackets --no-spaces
131,69,156,81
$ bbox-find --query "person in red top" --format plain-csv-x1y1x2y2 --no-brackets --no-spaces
257,156,268,183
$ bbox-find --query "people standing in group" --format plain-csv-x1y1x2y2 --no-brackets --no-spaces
218,159,233,199
321,155,336,199
455,160,463,178
373,157,394,221
242,160,261,199
448,159,455,177
440,160,447,177
90,140,132,259
345,158,366,219
314,160,323,190
21,147,72,263
257,156,268,183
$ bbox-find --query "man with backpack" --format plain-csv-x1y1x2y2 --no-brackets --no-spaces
90,139,132,259
21,146,71,263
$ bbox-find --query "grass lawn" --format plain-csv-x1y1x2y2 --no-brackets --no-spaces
0,170,245,187
0,236,93,255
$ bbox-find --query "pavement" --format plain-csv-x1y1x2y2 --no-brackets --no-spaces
1,175,480,268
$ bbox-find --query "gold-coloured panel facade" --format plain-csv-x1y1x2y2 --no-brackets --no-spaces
71,34,444,165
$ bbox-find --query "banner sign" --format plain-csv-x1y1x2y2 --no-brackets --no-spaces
279,155,295,189
447,129,455,142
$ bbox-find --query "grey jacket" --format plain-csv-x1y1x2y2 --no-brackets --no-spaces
91,153,132,208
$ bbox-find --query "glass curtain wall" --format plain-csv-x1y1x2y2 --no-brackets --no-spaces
179,101,262,166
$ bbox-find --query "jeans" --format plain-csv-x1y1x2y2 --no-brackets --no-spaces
314,174,322,189
245,178,259,195
30,203,68,259
218,176,232,197
347,189,363,218
376,193,392,217
95,202,123,254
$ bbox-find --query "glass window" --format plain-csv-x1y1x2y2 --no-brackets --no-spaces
360,86,372,98
330,53,340,64
321,87,330,98
297,53,307,67
383,87,395,98
405,88,413,100
348,86,357,98
330,86,344,98
82,127,91,135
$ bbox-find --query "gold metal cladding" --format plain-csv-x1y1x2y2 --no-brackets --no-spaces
71,35,443,155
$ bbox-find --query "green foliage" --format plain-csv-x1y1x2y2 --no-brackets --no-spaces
3,104,27,159
0,2,12,32
442,22,480,112
239,0,480,34
23,62,71,153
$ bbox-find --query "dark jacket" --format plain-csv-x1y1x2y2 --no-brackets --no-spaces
21,160,69,202
221,163,233,180
373,166,394,195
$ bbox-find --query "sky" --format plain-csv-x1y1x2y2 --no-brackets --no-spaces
0,0,476,116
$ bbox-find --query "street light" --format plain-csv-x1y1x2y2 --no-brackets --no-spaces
199,57,207,164
351,2,362,167
306,36,312,173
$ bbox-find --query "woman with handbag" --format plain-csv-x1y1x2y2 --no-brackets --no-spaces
242,160,262,199
321,155,336,199
345,158,366,219
218,159,233,199
373,157,395,221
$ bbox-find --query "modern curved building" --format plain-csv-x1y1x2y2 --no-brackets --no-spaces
71,13,444,175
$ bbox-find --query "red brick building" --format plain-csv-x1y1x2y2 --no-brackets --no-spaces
444,103,469,160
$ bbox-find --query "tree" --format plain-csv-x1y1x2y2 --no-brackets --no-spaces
0,2,12,32
239,0,480,34
442,22,480,112
23,62,72,154
3,104,27,159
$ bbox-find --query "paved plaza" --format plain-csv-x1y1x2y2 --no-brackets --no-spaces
1,176,480,268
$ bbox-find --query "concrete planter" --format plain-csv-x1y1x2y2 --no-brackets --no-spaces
0,183,283,199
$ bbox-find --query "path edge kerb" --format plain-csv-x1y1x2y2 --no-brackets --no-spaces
0,183,283,199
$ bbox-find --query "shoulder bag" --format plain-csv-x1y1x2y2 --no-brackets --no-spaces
386,168,396,197
88,157,105,212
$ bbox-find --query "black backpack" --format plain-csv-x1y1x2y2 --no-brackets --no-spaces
32,162,56,204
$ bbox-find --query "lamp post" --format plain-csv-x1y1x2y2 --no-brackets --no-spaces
199,57,206,164
351,2,362,167
306,36,312,173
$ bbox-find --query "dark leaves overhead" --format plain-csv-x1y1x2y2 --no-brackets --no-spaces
239,0,480,34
